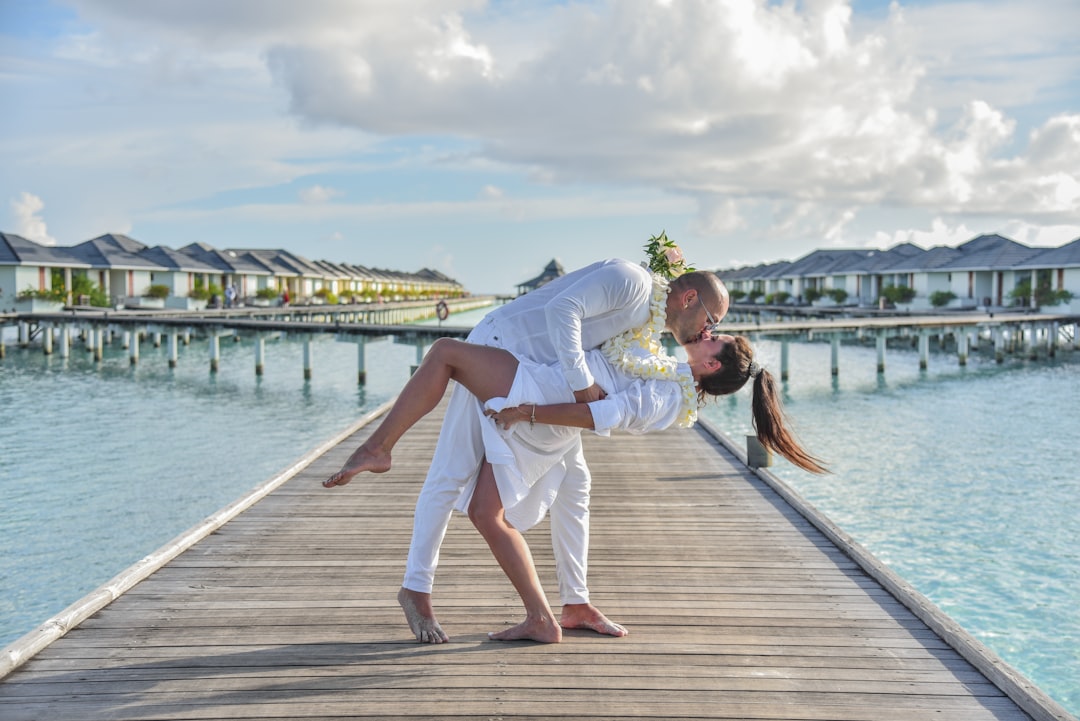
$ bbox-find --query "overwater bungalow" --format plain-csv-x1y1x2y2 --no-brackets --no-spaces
0,232,89,310
717,232,1080,312
0,232,465,309
67,233,168,307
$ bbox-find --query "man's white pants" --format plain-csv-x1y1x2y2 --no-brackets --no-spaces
401,320,592,605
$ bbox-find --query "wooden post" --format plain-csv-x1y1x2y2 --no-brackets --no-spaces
357,337,367,385
830,335,840,377
746,435,772,469
303,337,313,381
18,320,29,347
129,330,139,365
918,332,929,370
780,338,789,382
93,328,103,362
995,328,1006,364
168,333,179,368
957,331,969,366
122,330,130,350
876,330,886,374
42,325,53,355
255,336,265,376
59,325,70,359
209,335,220,373
1026,323,1038,361
153,332,162,348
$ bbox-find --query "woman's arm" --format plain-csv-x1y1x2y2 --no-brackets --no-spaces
486,403,596,431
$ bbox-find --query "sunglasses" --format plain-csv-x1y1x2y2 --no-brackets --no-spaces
698,295,722,339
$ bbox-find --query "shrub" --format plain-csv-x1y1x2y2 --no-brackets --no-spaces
314,287,339,304
803,287,823,302
772,291,791,304
255,287,280,300
728,289,747,302
827,288,848,304
145,284,170,299
881,285,916,304
930,290,957,308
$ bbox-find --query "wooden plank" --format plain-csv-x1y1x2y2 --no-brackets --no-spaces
1,394,1069,721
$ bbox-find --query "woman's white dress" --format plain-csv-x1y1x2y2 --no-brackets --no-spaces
454,347,689,531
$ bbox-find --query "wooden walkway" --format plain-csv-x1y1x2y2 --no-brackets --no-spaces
1,398,1071,720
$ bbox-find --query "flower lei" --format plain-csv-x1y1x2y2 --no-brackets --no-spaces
600,234,698,428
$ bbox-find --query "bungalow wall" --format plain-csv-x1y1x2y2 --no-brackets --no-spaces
1,266,44,300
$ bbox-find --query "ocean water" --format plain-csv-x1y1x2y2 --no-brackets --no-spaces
1,309,1077,716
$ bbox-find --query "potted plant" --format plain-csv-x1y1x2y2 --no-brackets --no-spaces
15,286,66,313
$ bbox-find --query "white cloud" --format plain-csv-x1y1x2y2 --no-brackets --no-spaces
10,192,57,245
5,0,1077,280
299,184,344,204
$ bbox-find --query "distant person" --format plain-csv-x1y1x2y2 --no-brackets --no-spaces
281,288,290,307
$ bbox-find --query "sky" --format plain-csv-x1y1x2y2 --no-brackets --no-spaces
1,0,1078,295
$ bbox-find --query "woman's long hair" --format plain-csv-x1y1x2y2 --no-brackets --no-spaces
697,336,827,474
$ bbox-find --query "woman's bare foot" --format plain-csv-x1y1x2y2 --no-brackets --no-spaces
398,587,449,644
488,616,563,643
323,444,391,487
560,603,628,637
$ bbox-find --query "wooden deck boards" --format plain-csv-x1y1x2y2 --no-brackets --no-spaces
0,396,1046,720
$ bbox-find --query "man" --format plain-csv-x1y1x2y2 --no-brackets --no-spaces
329,256,729,642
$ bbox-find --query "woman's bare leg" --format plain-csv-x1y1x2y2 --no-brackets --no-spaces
468,461,562,643
324,338,519,487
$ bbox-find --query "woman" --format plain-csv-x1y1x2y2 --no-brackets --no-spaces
325,334,823,642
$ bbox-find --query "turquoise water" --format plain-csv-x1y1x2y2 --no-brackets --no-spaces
1,309,1077,715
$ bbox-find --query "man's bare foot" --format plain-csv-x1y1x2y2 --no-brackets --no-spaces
560,603,628,637
397,587,449,644
488,616,562,643
323,444,391,487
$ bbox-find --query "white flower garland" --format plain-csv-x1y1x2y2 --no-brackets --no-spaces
601,272,698,428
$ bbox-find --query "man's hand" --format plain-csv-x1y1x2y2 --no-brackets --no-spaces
573,383,607,403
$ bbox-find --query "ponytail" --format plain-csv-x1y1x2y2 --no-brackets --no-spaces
697,336,827,474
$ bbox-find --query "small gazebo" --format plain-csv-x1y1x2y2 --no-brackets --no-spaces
516,258,565,296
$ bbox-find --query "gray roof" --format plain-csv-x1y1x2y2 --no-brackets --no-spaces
1013,238,1080,269
69,234,165,270
139,246,222,273
780,249,866,278
518,259,565,290
937,234,1041,271
0,232,89,268
885,245,964,273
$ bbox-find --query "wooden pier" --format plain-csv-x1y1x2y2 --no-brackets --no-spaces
1,397,1073,720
